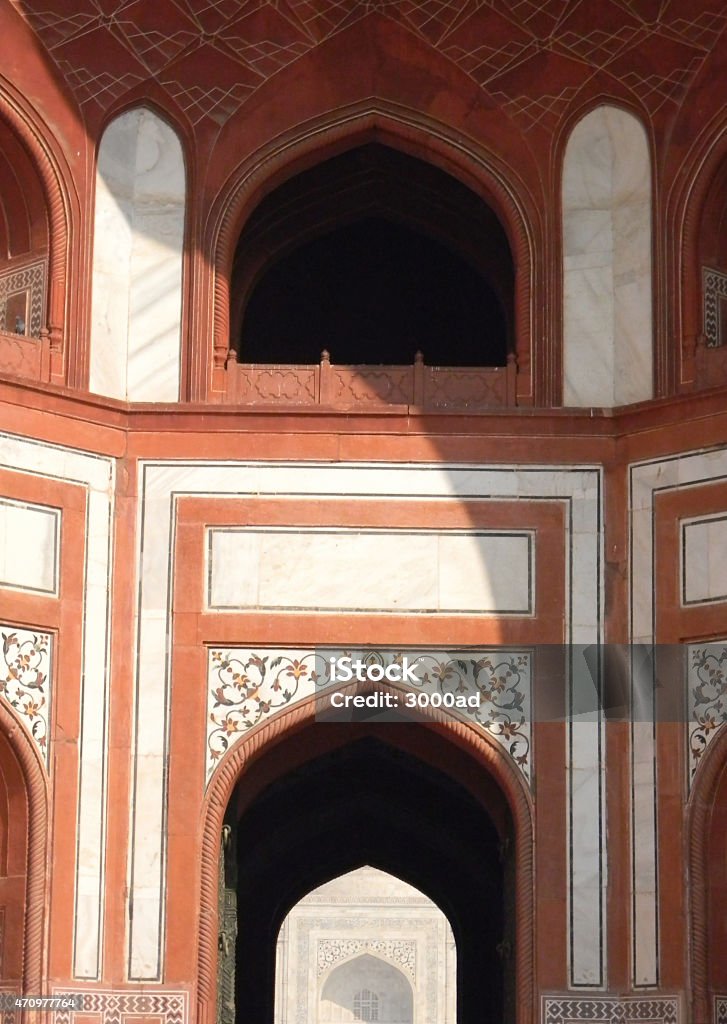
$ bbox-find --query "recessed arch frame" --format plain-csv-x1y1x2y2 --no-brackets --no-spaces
0,82,74,381
686,720,727,1024
0,698,50,999
195,686,535,1024
199,101,540,404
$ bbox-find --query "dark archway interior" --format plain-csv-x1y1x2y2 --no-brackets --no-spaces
226,733,510,1024
232,145,513,367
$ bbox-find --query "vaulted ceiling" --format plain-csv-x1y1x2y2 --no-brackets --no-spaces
11,0,727,134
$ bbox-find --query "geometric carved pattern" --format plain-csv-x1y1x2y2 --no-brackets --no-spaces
0,258,46,339
207,647,532,784
688,643,727,788
317,938,416,978
543,996,680,1024
0,624,53,769
702,267,727,347
12,1,727,132
53,991,188,1024
716,997,727,1024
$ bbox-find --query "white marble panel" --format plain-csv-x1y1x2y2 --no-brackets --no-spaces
0,498,59,594
208,528,532,614
563,106,652,408
90,108,185,403
683,515,727,603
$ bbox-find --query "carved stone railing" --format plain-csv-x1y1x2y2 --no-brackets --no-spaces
0,328,50,383
225,350,518,410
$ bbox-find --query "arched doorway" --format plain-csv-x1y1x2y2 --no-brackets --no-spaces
213,725,522,1024
0,702,48,995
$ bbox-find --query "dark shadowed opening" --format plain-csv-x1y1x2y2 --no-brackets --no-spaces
222,731,512,1024
232,145,513,367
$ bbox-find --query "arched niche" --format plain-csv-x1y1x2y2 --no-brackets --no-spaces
562,105,653,407
90,106,186,402
231,145,513,371
686,142,727,389
0,114,50,378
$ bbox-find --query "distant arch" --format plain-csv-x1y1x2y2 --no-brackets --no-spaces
320,954,413,1024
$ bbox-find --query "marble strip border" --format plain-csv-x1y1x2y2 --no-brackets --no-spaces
0,433,114,981
129,460,603,985
629,445,727,987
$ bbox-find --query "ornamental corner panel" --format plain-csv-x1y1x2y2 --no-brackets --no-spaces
0,623,53,768
206,647,532,788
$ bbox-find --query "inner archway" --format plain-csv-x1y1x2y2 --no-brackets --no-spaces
218,727,515,1024
275,867,455,1024
231,144,513,369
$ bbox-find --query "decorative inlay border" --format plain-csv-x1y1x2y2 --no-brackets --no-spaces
0,625,52,768
543,996,679,1024
207,647,532,785
688,643,727,788
716,996,727,1024
703,266,727,347
317,938,416,978
53,990,188,1023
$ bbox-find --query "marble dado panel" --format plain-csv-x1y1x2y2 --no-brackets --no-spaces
630,445,727,988
0,433,115,983
131,461,603,986
0,624,52,767
543,997,679,1024
207,527,534,614
53,991,188,1024
0,497,60,595
687,642,727,788
207,647,532,784
682,514,727,604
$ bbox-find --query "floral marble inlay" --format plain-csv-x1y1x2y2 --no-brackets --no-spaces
207,647,531,785
317,938,416,978
688,642,727,786
0,625,52,767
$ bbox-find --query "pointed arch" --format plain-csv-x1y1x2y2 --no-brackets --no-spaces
195,687,534,1024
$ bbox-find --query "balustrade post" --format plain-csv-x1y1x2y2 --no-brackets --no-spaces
506,351,517,406
319,350,331,405
223,347,238,403
39,327,52,382
413,351,425,406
